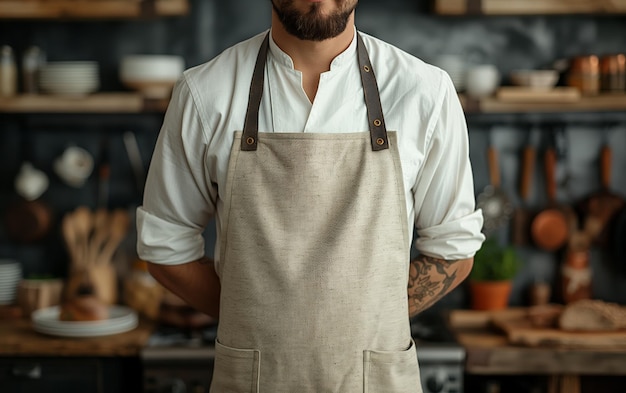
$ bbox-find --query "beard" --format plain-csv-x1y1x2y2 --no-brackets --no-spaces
271,0,356,41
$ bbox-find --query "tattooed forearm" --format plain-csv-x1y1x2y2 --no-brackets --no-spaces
407,255,473,317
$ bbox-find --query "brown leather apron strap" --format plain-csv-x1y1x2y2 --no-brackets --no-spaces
241,34,270,151
356,33,388,151
241,32,389,151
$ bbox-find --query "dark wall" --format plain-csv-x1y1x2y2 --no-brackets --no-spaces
1,0,625,308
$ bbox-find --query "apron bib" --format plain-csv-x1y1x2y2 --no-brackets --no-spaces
211,33,422,393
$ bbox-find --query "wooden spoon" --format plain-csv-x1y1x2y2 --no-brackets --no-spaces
512,129,537,246
98,209,130,266
72,206,94,268
87,208,110,266
61,213,79,268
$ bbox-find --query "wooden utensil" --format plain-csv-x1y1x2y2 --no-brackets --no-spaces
512,130,537,245
613,207,626,276
531,147,569,251
477,142,513,233
580,144,624,246
97,209,130,266
72,206,94,267
86,208,110,265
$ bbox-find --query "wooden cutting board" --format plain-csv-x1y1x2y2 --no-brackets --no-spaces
496,87,581,102
492,312,626,349
433,0,626,15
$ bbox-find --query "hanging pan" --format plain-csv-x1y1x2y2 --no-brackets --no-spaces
4,130,54,243
530,144,569,252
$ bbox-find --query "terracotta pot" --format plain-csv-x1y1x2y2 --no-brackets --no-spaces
469,280,513,310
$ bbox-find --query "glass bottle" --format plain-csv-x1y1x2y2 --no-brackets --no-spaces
0,45,17,97
22,46,45,94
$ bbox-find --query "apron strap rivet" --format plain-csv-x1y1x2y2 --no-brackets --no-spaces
376,137,385,146
373,119,382,127
363,65,370,72
246,137,255,145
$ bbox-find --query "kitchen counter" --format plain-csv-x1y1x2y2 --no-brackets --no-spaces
2,308,626,373
447,309,626,375
0,318,155,357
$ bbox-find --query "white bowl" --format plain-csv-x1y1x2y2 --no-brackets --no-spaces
466,64,500,97
120,55,184,98
510,70,559,89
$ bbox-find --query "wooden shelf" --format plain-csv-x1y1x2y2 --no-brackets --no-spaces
0,93,169,113
434,0,626,15
0,0,189,20
460,93,626,114
1,92,625,117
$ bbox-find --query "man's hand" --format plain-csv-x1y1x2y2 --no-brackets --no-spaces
407,255,473,317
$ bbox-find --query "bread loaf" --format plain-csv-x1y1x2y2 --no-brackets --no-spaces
60,295,109,321
59,273,108,321
558,299,626,331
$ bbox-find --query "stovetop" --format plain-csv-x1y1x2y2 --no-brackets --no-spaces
147,314,455,347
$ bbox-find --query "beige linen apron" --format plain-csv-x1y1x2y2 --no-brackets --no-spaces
210,33,422,393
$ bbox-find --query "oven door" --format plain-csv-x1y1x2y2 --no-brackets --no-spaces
417,342,465,393
141,347,215,393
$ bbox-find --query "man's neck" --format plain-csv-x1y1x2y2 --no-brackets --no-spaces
270,11,355,75
270,11,355,102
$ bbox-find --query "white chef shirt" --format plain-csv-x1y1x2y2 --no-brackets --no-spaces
137,29,485,267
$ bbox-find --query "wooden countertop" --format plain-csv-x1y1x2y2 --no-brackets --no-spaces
0,318,155,357
448,309,626,375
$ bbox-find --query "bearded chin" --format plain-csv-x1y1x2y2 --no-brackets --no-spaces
272,2,354,41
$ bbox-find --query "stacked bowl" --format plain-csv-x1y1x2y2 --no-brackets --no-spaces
120,55,184,99
39,61,100,95
0,260,22,305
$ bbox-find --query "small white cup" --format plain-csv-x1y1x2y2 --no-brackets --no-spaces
15,162,49,201
54,146,94,188
466,64,500,97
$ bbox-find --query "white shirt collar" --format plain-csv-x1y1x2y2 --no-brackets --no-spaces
268,26,358,72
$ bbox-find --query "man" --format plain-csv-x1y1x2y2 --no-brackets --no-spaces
137,0,485,391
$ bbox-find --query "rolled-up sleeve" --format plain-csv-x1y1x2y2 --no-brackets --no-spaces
413,73,484,260
137,76,217,265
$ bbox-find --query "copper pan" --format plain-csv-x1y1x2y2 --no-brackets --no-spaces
531,147,569,251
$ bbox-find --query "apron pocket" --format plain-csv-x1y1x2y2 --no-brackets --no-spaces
363,339,421,393
211,339,261,393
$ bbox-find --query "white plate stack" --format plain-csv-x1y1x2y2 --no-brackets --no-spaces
39,61,100,96
32,305,138,337
0,260,22,305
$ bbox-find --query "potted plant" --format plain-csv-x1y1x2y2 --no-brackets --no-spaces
469,237,521,310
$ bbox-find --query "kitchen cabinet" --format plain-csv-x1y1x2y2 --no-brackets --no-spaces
434,0,626,15
0,356,142,393
0,0,189,19
0,318,151,393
